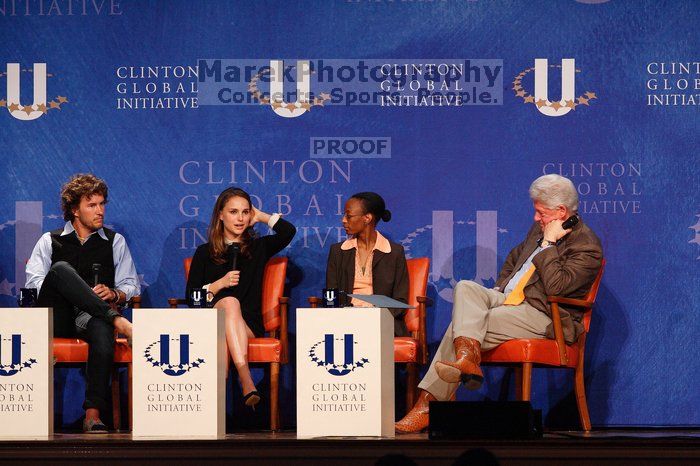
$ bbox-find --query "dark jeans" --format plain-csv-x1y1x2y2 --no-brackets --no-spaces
76,318,115,413
38,261,119,414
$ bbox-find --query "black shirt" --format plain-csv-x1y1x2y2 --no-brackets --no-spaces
186,218,296,337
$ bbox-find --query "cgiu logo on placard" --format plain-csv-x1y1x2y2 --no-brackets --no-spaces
308,334,369,376
513,58,597,117
144,334,205,377
0,334,37,377
1,63,70,121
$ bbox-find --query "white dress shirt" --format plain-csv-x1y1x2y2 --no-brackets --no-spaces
502,243,552,296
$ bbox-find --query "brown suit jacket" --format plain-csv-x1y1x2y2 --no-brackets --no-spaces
326,239,409,337
495,218,603,344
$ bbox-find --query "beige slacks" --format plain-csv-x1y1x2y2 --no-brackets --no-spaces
417,280,552,401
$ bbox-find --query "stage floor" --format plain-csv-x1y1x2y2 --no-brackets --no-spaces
1,430,699,465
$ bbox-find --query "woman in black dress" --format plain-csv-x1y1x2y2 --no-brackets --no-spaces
187,188,296,407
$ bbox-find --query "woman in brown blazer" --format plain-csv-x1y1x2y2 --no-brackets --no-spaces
325,192,409,337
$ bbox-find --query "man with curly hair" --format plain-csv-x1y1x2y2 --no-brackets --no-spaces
26,173,139,433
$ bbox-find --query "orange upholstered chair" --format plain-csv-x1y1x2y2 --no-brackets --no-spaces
52,296,140,431
168,256,289,431
480,259,606,431
394,257,431,409
309,257,432,410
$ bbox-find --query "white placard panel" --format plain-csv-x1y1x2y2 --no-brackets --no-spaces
0,307,53,438
296,307,394,438
132,308,225,438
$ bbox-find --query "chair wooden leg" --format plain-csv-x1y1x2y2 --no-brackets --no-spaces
520,363,532,401
111,367,121,431
574,365,591,431
270,362,280,431
128,363,133,431
514,367,523,400
405,363,417,410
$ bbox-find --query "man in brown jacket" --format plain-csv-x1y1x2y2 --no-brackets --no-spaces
396,174,603,433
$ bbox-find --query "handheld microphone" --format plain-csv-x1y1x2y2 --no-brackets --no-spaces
92,263,102,287
229,244,240,271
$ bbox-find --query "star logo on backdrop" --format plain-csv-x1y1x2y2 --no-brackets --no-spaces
401,218,509,260
0,69,70,116
689,214,700,260
248,66,330,115
401,216,510,303
512,64,596,111
0,279,14,297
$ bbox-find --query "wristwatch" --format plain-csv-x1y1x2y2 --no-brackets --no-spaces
541,239,553,248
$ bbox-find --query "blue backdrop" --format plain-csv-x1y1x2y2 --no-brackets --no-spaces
1,0,699,429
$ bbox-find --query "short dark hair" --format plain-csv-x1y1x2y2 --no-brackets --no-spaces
350,192,391,225
60,174,109,221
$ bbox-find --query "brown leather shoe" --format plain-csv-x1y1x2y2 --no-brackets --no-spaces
395,390,435,434
434,337,483,390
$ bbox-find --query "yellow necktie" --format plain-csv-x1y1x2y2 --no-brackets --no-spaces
502,264,536,306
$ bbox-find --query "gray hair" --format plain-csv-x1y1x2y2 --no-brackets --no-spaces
529,174,578,213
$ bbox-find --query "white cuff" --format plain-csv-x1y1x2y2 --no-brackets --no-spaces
267,213,281,228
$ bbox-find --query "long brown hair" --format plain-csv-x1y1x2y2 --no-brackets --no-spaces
60,173,109,221
208,188,255,264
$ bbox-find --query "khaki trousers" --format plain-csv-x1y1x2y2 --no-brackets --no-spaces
418,280,552,401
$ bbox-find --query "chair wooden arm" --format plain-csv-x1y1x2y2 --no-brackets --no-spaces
416,296,433,307
129,296,141,308
415,295,432,365
307,296,322,308
548,296,594,308
167,298,186,308
279,297,289,364
548,294,596,366
549,302,569,366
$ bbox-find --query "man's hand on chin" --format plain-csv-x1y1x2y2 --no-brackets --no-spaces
543,219,571,243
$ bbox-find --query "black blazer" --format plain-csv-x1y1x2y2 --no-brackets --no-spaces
325,237,409,337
